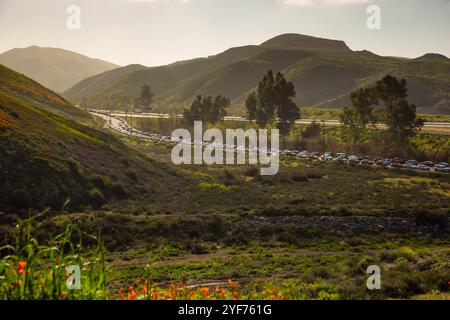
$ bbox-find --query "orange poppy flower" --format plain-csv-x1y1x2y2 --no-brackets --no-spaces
18,261,27,276
142,286,148,295
202,287,210,297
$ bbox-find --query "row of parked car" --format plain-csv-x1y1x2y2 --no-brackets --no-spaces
281,150,450,173
93,111,450,175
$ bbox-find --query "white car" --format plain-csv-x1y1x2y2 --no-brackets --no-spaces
435,165,450,173
416,163,431,171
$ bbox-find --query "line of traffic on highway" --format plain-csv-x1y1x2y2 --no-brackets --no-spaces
91,111,450,175
287,151,449,173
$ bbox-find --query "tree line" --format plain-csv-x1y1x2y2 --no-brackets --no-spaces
183,95,230,124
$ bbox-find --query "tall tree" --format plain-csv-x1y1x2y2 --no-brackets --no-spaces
245,70,300,133
183,95,203,124
200,96,213,121
340,88,377,145
273,72,300,135
139,84,154,113
256,70,276,127
211,95,230,123
375,75,423,142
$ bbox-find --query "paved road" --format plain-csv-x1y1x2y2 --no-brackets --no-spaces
107,111,450,128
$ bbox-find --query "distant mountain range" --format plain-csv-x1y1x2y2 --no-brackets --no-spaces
0,46,118,93
3,34,449,114
63,34,450,115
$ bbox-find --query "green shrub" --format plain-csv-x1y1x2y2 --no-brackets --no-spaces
395,247,417,262
394,257,410,271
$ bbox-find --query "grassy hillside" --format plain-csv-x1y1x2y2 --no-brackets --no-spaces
0,64,179,212
322,57,450,114
63,64,148,100
0,46,118,92
63,33,450,114
0,64,91,122
285,53,398,107
161,49,313,104
64,45,264,102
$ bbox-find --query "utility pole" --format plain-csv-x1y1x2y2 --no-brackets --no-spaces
125,102,128,125
322,120,326,155
130,103,133,131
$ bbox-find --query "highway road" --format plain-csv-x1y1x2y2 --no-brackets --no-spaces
105,111,450,129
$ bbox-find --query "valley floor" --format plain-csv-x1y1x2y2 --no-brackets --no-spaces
1,120,449,300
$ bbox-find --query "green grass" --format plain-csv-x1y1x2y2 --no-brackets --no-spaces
0,214,106,300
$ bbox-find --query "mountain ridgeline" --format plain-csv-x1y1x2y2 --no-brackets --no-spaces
63,34,450,115
0,46,118,93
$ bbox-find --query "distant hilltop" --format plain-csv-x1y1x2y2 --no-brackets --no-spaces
0,46,118,92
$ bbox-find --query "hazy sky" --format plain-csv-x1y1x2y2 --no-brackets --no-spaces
0,0,449,66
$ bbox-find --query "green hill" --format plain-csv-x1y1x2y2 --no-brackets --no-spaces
0,46,118,93
0,64,178,212
64,45,264,103
0,63,91,122
320,56,450,114
63,64,147,101
63,34,450,115
160,49,313,105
